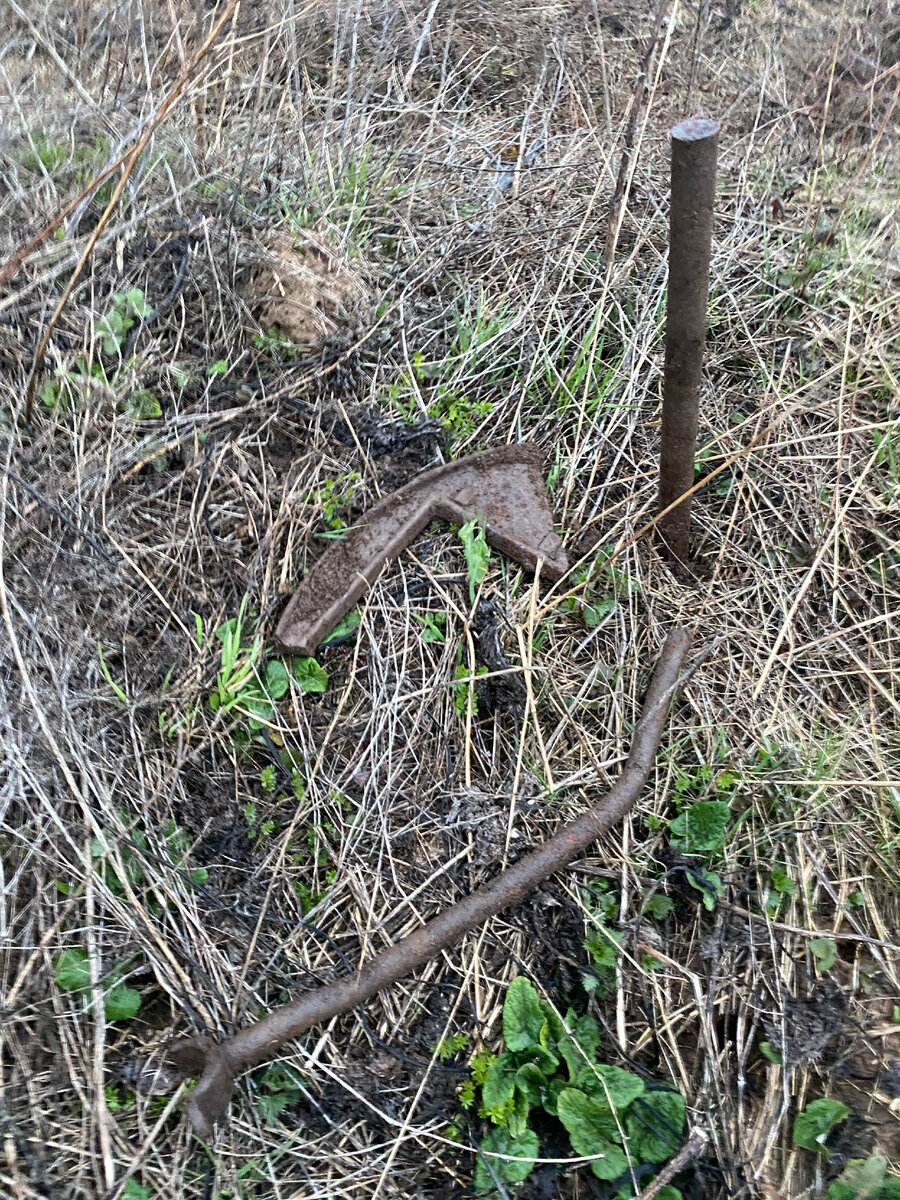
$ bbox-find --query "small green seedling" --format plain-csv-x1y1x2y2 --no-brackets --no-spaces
292,657,329,694
416,611,447,644
463,976,687,1196
458,517,490,602
57,815,207,900
583,921,624,995
118,1180,151,1200
766,866,797,916
559,548,636,630
252,326,306,360
97,289,153,357
792,1097,849,1155
321,610,361,645
253,1064,303,1127
669,800,732,854
97,642,128,705
121,389,161,419
190,610,205,648
210,602,327,729
809,937,838,972
243,801,275,841
453,649,488,715
53,947,141,1021
759,1041,783,1065
432,1032,469,1061
825,1156,900,1200
667,787,745,911
39,358,107,412
309,472,362,538
210,599,259,705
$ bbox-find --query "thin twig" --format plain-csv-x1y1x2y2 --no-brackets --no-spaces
22,0,240,422
633,1126,709,1200
1,463,115,561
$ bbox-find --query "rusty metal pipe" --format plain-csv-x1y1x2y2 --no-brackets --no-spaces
164,629,692,1136
657,117,720,566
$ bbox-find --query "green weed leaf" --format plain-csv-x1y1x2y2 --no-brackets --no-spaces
544,1006,600,1080
686,866,723,910
503,976,546,1053
507,1088,530,1138
589,1141,629,1181
555,1088,618,1152
264,659,290,700
104,984,141,1021
54,948,90,991
124,288,152,318
770,867,796,896
670,801,732,853
292,657,329,694
473,1126,539,1188
576,1063,645,1110
120,1181,151,1200
216,617,240,645
432,1032,468,1061
759,1041,783,1065
481,1053,517,1121
645,894,675,919
825,1155,892,1200
584,925,623,970
810,938,838,972
122,389,162,419
515,1062,548,1104
458,516,490,601
793,1097,849,1154
583,596,616,627
322,611,361,645
626,1091,686,1162
416,611,446,644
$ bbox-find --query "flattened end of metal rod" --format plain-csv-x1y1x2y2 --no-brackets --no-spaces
671,117,720,142
275,445,568,655
164,1036,236,1140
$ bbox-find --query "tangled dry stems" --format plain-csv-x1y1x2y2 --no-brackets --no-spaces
0,1,898,1197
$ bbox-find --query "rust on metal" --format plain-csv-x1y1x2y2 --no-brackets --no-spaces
657,116,720,566
162,628,692,1136
275,444,568,654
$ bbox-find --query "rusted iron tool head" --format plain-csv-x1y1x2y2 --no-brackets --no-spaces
275,444,568,655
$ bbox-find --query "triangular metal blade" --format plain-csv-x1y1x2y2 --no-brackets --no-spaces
275,445,568,655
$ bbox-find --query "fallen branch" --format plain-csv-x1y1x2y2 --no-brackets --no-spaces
165,628,692,1137
634,1126,709,1200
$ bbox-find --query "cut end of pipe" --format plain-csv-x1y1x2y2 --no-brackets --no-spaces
672,117,720,142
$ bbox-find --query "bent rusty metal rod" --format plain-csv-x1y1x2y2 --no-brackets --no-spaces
166,628,692,1137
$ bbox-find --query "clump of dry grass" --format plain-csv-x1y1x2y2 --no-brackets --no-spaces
1,1,898,1197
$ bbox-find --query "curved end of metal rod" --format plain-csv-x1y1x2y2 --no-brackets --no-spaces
165,1036,237,1139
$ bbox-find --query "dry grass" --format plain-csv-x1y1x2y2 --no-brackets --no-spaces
1,0,899,1197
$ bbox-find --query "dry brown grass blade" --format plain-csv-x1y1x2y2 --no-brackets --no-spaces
21,0,241,422
604,0,678,267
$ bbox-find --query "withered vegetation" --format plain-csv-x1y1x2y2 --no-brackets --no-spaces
0,1,898,1198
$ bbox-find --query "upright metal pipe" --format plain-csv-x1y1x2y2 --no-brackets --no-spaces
657,117,720,566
